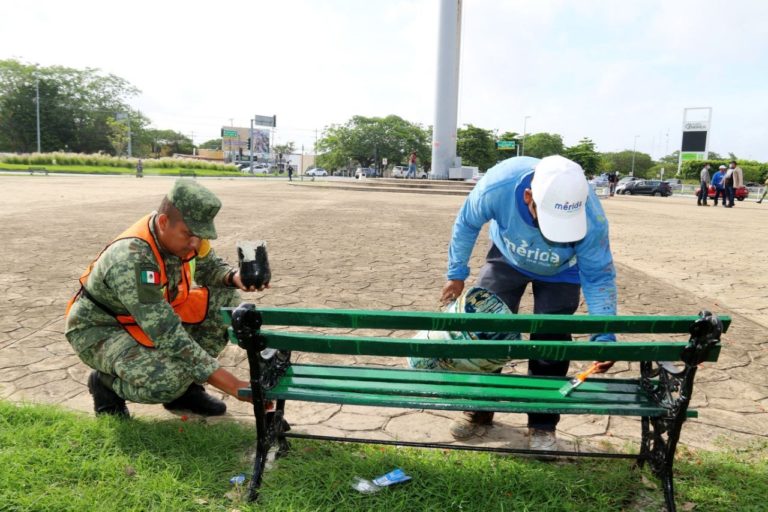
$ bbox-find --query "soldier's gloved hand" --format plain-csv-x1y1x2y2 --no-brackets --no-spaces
589,333,616,373
233,270,270,293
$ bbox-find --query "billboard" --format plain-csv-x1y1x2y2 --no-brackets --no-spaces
681,131,707,152
220,126,270,157
677,108,711,174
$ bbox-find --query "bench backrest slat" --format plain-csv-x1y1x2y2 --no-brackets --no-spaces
221,307,730,334
247,331,720,362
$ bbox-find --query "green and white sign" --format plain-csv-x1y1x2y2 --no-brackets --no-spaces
221,129,238,138
680,152,706,161
496,140,516,150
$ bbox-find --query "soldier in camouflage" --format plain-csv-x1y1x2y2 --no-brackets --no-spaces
65,179,267,417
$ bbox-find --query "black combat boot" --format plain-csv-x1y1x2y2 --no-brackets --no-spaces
88,370,130,418
163,383,227,416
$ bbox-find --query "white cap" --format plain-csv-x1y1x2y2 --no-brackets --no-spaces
530,155,589,243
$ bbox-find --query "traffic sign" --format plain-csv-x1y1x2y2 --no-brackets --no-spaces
221,129,238,138
253,114,276,127
496,140,516,150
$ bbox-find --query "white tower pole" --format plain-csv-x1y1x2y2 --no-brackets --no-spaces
430,0,462,180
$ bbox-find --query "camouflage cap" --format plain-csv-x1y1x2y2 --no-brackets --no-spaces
167,178,221,239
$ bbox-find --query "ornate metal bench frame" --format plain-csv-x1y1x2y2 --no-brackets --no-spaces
229,304,723,512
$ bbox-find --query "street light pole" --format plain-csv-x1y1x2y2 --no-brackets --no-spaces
127,112,132,158
35,79,41,153
631,135,639,176
521,115,531,156
229,118,234,163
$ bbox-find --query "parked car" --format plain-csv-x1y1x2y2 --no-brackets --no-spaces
305,167,328,177
355,167,378,179
695,185,749,201
621,180,672,197
392,165,428,179
614,176,640,194
664,178,683,191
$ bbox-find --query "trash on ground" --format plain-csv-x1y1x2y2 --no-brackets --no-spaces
229,474,246,485
352,468,412,493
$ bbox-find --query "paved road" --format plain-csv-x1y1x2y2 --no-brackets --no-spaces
0,176,765,451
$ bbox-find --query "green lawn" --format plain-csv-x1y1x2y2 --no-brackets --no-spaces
0,401,765,511
0,163,251,177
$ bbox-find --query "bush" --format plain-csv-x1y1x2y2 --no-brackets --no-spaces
0,152,238,172
680,160,766,182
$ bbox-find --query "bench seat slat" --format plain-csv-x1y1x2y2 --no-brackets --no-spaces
281,376,651,405
289,364,643,394
244,387,688,417
236,365,697,418
251,331,721,362
221,307,731,334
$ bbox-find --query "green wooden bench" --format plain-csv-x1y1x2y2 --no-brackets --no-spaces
222,305,726,510
28,166,49,175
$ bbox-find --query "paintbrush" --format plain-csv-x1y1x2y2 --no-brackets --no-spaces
558,362,601,397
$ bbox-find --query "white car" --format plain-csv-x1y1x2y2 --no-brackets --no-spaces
392,165,428,179
305,167,328,177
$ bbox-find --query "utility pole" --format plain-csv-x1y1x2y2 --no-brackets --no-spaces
631,135,639,176
250,118,254,170
521,115,531,156
126,111,132,157
35,79,41,153
229,118,234,163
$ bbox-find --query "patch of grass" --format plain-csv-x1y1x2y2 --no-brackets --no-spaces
0,162,245,177
0,401,765,511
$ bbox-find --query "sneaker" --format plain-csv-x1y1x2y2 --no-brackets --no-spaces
163,383,226,416
528,428,557,459
449,411,494,439
88,370,129,417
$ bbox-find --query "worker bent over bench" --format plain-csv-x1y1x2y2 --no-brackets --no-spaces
223,304,725,512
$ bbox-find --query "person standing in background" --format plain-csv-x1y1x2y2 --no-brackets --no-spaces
712,165,726,207
697,163,711,206
406,151,417,179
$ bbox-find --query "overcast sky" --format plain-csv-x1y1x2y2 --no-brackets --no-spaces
2,0,766,160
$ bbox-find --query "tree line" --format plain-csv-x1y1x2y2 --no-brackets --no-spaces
315,116,660,178
0,59,194,158
317,117,767,181
3,59,764,181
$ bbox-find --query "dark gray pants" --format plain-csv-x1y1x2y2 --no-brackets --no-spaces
475,245,581,431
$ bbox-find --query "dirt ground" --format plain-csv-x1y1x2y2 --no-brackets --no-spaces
0,175,765,451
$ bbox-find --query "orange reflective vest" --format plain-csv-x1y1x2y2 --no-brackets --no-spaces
66,214,209,348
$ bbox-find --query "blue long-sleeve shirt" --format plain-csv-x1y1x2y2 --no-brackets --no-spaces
447,156,617,316
712,170,725,189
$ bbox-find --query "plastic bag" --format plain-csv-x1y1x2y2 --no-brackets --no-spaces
407,287,520,372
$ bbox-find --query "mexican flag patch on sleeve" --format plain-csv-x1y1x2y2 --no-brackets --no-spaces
140,269,160,285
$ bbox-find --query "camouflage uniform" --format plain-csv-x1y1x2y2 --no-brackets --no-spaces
65,179,239,404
